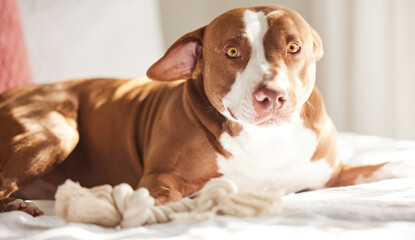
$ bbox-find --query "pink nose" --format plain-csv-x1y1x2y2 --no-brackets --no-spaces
253,87,288,113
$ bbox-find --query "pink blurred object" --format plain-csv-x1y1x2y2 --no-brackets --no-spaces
0,0,32,93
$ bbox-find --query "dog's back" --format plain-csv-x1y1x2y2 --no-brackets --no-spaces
0,78,185,199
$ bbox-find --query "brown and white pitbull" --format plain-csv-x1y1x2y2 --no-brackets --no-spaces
0,5,408,216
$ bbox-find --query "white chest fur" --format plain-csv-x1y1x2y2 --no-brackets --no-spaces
217,121,334,194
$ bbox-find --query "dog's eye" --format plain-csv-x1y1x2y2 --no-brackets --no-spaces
287,42,301,54
226,47,240,58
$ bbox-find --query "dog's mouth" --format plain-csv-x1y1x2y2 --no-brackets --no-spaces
255,114,288,126
226,107,290,126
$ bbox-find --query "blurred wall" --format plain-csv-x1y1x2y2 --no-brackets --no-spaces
17,0,164,83
16,0,415,139
310,0,415,140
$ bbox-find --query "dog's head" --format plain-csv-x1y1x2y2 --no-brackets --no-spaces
147,6,323,127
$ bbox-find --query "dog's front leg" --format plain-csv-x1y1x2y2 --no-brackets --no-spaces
137,173,184,205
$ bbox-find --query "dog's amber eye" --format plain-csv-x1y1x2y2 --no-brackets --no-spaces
226,47,240,58
287,42,300,54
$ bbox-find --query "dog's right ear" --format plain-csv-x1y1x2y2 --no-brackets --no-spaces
308,25,324,61
147,27,205,81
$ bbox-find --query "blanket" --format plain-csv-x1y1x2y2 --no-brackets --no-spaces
1,133,415,240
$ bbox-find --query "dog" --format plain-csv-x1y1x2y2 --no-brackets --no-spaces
0,5,408,216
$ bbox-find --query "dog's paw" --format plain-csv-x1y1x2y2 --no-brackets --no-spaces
0,198,44,217
153,189,183,206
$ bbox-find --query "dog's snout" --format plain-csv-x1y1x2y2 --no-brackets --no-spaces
254,87,288,111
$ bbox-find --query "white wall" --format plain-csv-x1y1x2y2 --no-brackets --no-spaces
17,0,164,83
310,0,415,140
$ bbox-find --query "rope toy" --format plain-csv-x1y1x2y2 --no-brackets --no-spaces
54,178,284,228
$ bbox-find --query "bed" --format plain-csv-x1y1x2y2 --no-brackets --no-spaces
1,133,415,240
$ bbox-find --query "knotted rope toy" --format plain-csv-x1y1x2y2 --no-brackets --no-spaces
55,178,284,228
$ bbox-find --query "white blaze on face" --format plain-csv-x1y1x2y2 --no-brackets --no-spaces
222,10,271,123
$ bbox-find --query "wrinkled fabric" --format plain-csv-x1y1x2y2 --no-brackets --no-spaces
1,133,415,240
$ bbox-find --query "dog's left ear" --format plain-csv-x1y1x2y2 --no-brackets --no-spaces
309,25,324,61
147,27,205,81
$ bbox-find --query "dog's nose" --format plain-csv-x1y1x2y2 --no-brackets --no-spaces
253,87,288,112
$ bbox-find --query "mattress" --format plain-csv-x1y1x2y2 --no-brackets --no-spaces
1,133,415,240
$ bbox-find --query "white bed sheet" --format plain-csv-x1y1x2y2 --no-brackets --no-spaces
1,133,415,240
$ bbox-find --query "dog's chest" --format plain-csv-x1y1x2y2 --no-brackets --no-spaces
216,122,333,194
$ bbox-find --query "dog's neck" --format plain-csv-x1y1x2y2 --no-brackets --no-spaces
182,76,241,157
